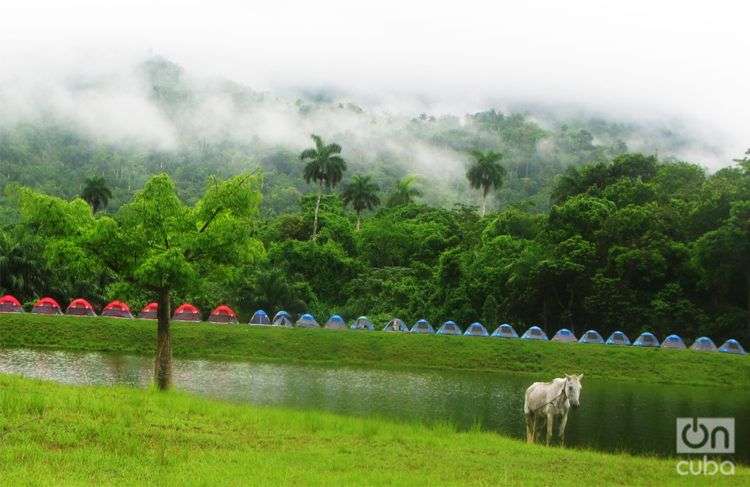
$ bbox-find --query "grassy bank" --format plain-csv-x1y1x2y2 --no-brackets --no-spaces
0,313,748,387
0,374,745,486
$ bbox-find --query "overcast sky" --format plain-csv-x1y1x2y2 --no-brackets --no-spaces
1,0,748,163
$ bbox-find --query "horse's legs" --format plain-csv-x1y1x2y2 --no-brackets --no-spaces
558,412,568,447
525,413,534,443
545,413,555,446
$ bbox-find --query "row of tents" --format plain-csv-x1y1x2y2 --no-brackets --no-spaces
1,295,746,355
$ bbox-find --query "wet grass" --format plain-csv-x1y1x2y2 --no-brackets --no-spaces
0,313,747,387
0,374,745,486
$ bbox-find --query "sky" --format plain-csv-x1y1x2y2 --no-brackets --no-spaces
1,0,748,165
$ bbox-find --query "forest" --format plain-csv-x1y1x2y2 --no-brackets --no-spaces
0,57,748,344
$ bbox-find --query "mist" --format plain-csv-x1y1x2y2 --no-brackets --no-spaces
0,0,748,173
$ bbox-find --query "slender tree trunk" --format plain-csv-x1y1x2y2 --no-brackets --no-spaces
481,194,487,217
356,212,361,231
154,289,172,390
312,183,322,241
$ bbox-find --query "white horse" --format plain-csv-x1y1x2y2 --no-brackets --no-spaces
523,374,583,446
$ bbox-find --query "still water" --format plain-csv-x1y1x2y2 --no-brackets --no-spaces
0,348,747,462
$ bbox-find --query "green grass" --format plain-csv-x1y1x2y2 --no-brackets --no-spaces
0,313,748,387
0,374,745,486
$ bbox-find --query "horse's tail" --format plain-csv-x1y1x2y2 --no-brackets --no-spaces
523,384,535,415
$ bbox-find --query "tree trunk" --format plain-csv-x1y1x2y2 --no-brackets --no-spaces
154,289,172,391
481,194,487,217
312,184,322,241
356,213,361,231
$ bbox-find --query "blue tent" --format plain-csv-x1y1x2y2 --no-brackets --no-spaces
579,330,604,344
491,324,518,338
351,316,374,330
436,320,462,336
272,310,293,327
633,332,660,347
521,326,548,340
661,334,686,349
296,313,320,328
324,314,347,330
690,336,717,352
551,328,577,342
464,322,489,337
383,318,409,332
410,319,435,334
606,331,631,345
249,309,271,325
718,339,747,355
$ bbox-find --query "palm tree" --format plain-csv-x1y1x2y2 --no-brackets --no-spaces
300,134,347,240
386,175,422,207
342,175,380,230
466,150,506,216
81,176,113,213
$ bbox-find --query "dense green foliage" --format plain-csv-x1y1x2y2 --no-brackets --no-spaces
1,150,749,345
2,314,748,388
0,58,747,345
5,375,742,486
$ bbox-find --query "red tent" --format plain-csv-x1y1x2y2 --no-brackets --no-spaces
32,296,62,315
101,300,134,319
208,304,238,324
0,294,23,313
139,302,158,320
66,298,97,316
173,303,201,322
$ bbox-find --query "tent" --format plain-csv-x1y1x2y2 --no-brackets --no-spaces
718,339,747,355
139,302,158,319
101,300,133,319
0,294,23,313
173,303,201,322
436,320,462,336
521,326,548,340
551,328,577,342
249,310,271,325
633,332,660,347
66,298,97,316
661,334,686,349
32,297,62,315
272,311,293,327
351,316,374,330
690,336,717,352
578,330,604,344
296,313,320,328
383,318,409,332
464,322,489,337
324,314,347,330
606,331,631,346
491,324,518,338
410,319,435,334
208,305,238,324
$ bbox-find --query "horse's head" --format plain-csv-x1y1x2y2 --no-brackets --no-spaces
564,374,583,408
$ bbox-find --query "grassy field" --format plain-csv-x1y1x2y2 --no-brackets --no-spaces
0,313,747,387
0,374,745,486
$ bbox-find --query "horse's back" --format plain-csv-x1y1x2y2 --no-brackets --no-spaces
524,379,563,414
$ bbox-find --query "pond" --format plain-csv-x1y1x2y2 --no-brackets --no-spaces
0,348,747,463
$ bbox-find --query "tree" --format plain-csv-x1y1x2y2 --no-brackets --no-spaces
342,175,380,230
81,176,113,213
90,173,262,389
300,134,347,240
386,176,422,207
466,150,506,216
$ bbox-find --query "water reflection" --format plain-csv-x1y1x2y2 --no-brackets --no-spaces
0,348,747,462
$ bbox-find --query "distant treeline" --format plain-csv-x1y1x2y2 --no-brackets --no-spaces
1,150,748,344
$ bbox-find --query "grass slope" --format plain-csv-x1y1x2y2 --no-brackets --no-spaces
0,374,746,486
0,313,747,387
